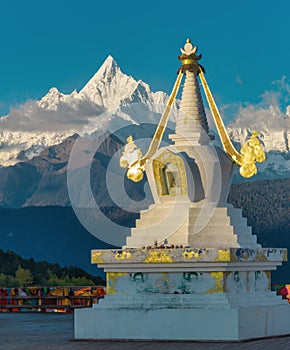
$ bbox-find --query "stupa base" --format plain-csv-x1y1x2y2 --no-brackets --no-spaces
74,247,290,341
75,301,290,341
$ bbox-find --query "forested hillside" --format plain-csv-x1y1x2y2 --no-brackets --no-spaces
229,178,290,237
0,249,104,287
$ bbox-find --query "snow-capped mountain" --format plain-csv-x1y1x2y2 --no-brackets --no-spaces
228,127,290,153
0,129,71,165
37,56,169,114
79,55,169,112
37,87,81,111
226,103,290,180
0,56,172,166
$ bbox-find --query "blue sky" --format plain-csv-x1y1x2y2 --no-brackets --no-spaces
0,0,289,118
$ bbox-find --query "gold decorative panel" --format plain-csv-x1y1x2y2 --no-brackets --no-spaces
152,150,188,196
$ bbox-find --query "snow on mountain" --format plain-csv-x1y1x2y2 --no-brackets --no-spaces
226,98,290,180
228,127,290,153
226,80,290,153
79,55,169,113
0,130,71,165
227,102,290,152
0,54,289,181
37,87,81,111
0,56,172,166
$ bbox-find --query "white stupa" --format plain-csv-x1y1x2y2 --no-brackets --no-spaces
75,39,290,341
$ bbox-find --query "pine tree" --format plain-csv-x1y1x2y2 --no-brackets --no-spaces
15,265,33,286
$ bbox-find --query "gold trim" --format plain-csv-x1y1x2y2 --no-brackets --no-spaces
144,251,173,263
91,251,104,264
199,69,243,164
199,68,266,178
207,272,224,293
182,249,201,259
215,250,230,262
115,251,132,261
143,70,183,161
106,272,127,294
181,58,194,65
152,150,188,196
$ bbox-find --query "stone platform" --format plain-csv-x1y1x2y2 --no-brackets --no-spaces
4,313,290,350
74,247,290,341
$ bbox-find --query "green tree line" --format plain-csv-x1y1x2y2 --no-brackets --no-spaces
0,249,104,287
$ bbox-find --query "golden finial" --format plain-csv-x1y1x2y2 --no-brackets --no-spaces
181,39,197,56
179,39,199,70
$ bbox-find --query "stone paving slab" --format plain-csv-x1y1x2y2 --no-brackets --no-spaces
1,313,290,350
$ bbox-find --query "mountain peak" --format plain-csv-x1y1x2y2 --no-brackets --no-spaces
79,55,140,109
104,54,118,66
37,87,63,110
93,55,121,81
47,87,61,95
78,54,169,111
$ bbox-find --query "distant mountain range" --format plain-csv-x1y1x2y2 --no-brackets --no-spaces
0,55,289,179
0,127,155,208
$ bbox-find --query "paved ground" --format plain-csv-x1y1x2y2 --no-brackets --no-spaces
1,313,290,350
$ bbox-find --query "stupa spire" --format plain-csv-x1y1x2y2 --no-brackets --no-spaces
170,39,209,146
178,39,208,133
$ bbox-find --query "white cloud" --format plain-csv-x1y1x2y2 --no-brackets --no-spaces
272,75,290,103
229,77,290,131
0,98,105,133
